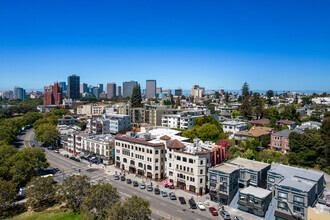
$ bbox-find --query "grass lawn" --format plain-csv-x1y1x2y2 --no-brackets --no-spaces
9,208,82,220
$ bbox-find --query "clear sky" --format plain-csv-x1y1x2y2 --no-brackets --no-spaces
0,0,330,92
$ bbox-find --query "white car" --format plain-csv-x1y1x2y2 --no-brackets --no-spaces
197,202,206,211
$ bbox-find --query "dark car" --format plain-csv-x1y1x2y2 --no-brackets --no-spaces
114,175,119,180
133,181,139,187
121,176,125,181
64,154,69,158
53,167,60,172
74,158,81,162
220,210,231,220
169,192,176,200
189,198,197,209
154,188,160,195
147,185,153,191
178,197,186,204
209,207,218,216
69,156,75,160
126,179,132,184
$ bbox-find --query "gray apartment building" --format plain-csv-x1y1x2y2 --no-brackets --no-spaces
107,82,116,99
146,80,156,99
209,163,240,205
80,83,88,94
116,86,122,97
123,81,138,98
14,86,25,100
67,74,80,100
175,88,183,96
267,163,325,220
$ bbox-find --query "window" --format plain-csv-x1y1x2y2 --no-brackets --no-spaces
200,169,203,174
293,206,304,213
250,175,257,180
155,158,159,163
169,171,173,176
169,163,171,167
155,150,159,154
189,158,193,163
183,157,187,162
177,156,181,161
239,195,246,201
200,160,203,165
138,163,143,168
123,158,127,163
147,165,152,170
268,177,275,183
240,171,245,179
200,178,203,183
293,196,304,204
278,201,287,210
278,191,288,199
155,166,158,170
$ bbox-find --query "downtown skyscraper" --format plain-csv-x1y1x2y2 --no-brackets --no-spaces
122,81,138,98
146,80,156,99
67,74,80,100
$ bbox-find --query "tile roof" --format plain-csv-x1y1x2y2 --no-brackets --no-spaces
277,120,296,125
160,135,171,140
167,139,186,149
115,135,164,147
235,126,273,137
250,118,270,125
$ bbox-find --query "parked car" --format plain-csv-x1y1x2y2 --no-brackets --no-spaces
178,197,186,204
54,149,60,153
189,198,197,209
234,216,244,220
209,207,218,216
69,156,75,160
169,192,176,200
154,188,160,195
53,167,60,172
140,183,146,189
126,179,132,184
197,202,206,211
114,175,119,180
64,154,69,158
74,158,81,162
147,185,153,191
220,210,231,220
48,146,54,150
161,191,167,197
133,181,139,187
121,176,125,181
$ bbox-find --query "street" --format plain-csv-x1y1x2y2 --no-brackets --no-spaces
18,128,218,220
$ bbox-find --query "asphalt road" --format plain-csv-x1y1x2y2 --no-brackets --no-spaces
18,128,217,220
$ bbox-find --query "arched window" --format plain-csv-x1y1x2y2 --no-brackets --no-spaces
147,165,152,170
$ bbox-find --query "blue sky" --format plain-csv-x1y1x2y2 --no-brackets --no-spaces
0,0,330,92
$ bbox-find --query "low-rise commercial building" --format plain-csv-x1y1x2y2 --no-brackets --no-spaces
161,110,209,129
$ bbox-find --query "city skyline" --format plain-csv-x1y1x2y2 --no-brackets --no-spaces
1,1,330,92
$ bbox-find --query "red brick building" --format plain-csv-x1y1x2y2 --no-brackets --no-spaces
43,82,63,106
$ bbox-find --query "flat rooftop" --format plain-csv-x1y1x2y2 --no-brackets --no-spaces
228,157,270,171
240,186,272,198
211,163,239,173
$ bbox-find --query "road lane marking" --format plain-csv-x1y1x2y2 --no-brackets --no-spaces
119,192,130,197
160,202,166,206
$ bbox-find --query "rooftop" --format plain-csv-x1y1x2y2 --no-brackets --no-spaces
222,120,247,126
240,186,272,198
235,126,273,137
277,120,297,125
211,163,239,173
272,129,304,138
228,157,270,171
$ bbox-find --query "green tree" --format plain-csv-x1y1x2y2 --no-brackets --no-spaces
266,90,274,105
225,92,230,103
58,175,91,211
197,123,221,142
240,97,252,118
108,195,151,220
251,93,264,118
182,126,199,142
35,123,60,146
51,108,70,117
131,85,142,108
232,110,240,119
0,179,17,218
175,96,181,108
241,82,250,99
260,135,270,148
81,182,120,220
25,176,57,211
242,148,256,160
78,121,87,131
22,112,43,126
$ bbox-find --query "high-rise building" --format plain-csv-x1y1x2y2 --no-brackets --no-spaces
116,86,122,97
43,82,63,106
80,83,88,94
156,87,162,94
92,87,100,98
67,74,80,100
3,90,14,100
146,80,156,99
175,88,183,96
14,87,26,101
107,82,116,99
162,89,172,96
191,85,205,98
98,84,103,93
122,81,138,98
58,82,67,91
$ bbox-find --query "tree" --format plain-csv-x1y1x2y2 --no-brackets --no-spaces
0,179,17,218
241,82,250,99
25,176,57,211
22,112,43,126
225,92,230,103
240,97,252,118
51,108,70,117
108,195,151,220
78,121,87,131
261,135,270,148
197,123,221,142
232,110,240,119
58,175,91,211
175,96,181,108
182,126,199,142
131,85,142,108
266,90,274,105
251,93,264,118
35,123,60,146
81,182,120,220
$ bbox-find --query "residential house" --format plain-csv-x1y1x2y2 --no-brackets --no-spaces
234,126,273,141
222,120,247,138
250,118,270,126
276,120,297,130
270,129,304,153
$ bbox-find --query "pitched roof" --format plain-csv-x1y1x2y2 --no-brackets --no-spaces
235,126,273,137
250,118,270,125
277,120,296,125
160,135,171,140
167,139,186,149
115,135,164,147
272,129,304,138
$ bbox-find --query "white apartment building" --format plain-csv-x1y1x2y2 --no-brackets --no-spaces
80,134,115,165
191,85,205,98
87,114,131,134
77,104,110,115
161,110,208,129
222,120,247,138
114,132,166,180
